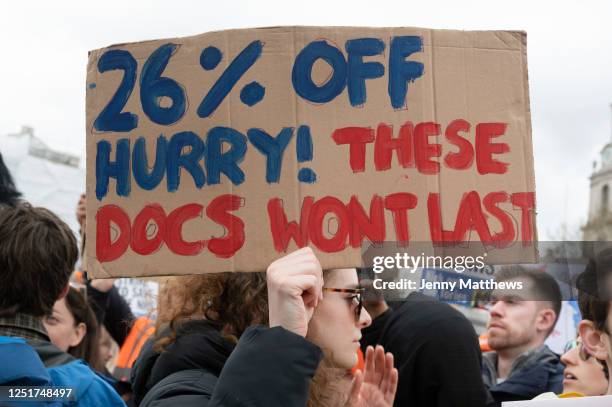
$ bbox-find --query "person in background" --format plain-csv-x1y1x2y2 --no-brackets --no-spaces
0,203,125,406
0,151,21,207
99,327,115,366
358,272,491,407
87,278,135,350
576,246,612,396
559,336,608,396
43,286,106,373
76,192,86,230
532,334,609,400
482,266,564,404
132,248,398,406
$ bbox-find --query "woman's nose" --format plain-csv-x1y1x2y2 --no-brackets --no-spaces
560,347,579,366
359,306,372,329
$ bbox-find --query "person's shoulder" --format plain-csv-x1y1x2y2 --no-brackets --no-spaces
545,349,565,389
0,338,125,406
0,336,51,386
28,339,75,367
84,371,127,406
48,360,126,406
240,325,323,355
139,369,217,407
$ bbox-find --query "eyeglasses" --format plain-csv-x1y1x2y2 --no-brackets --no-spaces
323,287,364,322
563,338,592,361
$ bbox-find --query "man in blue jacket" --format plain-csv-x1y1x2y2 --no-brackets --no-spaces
0,203,125,406
481,266,564,405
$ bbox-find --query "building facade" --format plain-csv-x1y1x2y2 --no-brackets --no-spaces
583,105,612,241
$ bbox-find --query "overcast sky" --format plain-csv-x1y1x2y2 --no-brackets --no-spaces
1,0,611,240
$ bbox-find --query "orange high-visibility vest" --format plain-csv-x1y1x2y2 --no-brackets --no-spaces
113,316,155,381
350,348,366,375
479,333,491,352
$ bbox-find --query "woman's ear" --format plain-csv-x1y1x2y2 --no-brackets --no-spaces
69,322,87,348
578,319,610,362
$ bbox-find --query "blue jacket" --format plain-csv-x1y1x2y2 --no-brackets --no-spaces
482,345,564,404
0,336,126,406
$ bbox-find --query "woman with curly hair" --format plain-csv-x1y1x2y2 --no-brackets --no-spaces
132,248,397,406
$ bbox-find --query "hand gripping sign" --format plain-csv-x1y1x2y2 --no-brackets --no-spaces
86,27,537,278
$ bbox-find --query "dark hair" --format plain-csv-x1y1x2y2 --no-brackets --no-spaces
64,287,105,372
154,272,268,352
0,152,22,207
0,203,78,317
496,266,562,333
577,248,612,334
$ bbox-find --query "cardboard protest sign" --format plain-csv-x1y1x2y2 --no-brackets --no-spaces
114,278,158,318
86,26,537,278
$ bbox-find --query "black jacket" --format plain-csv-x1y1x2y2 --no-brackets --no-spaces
132,320,323,406
87,284,135,347
361,293,491,407
481,345,564,404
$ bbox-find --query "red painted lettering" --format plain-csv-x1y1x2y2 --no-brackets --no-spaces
348,194,385,247
309,197,350,253
427,193,455,243
166,204,205,256
384,193,418,245
511,192,535,243
207,194,245,258
476,123,509,174
444,119,474,170
267,197,313,252
96,205,131,262
483,192,515,245
414,122,441,174
374,122,414,171
131,204,166,255
453,191,493,243
332,127,375,173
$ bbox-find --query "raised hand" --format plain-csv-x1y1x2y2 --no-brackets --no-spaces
346,345,398,407
266,247,323,338
89,278,117,293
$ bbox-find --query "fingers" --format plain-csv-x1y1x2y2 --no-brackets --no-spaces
359,346,398,406
90,277,116,293
380,352,394,397
363,345,375,383
267,247,323,305
364,345,395,387
372,345,385,386
346,369,363,405
292,275,319,307
386,367,399,403
363,345,383,385
266,247,324,338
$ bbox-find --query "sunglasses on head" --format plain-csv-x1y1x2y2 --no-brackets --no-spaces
563,338,593,361
323,287,364,322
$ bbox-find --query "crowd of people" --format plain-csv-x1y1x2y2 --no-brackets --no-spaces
1,149,612,406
